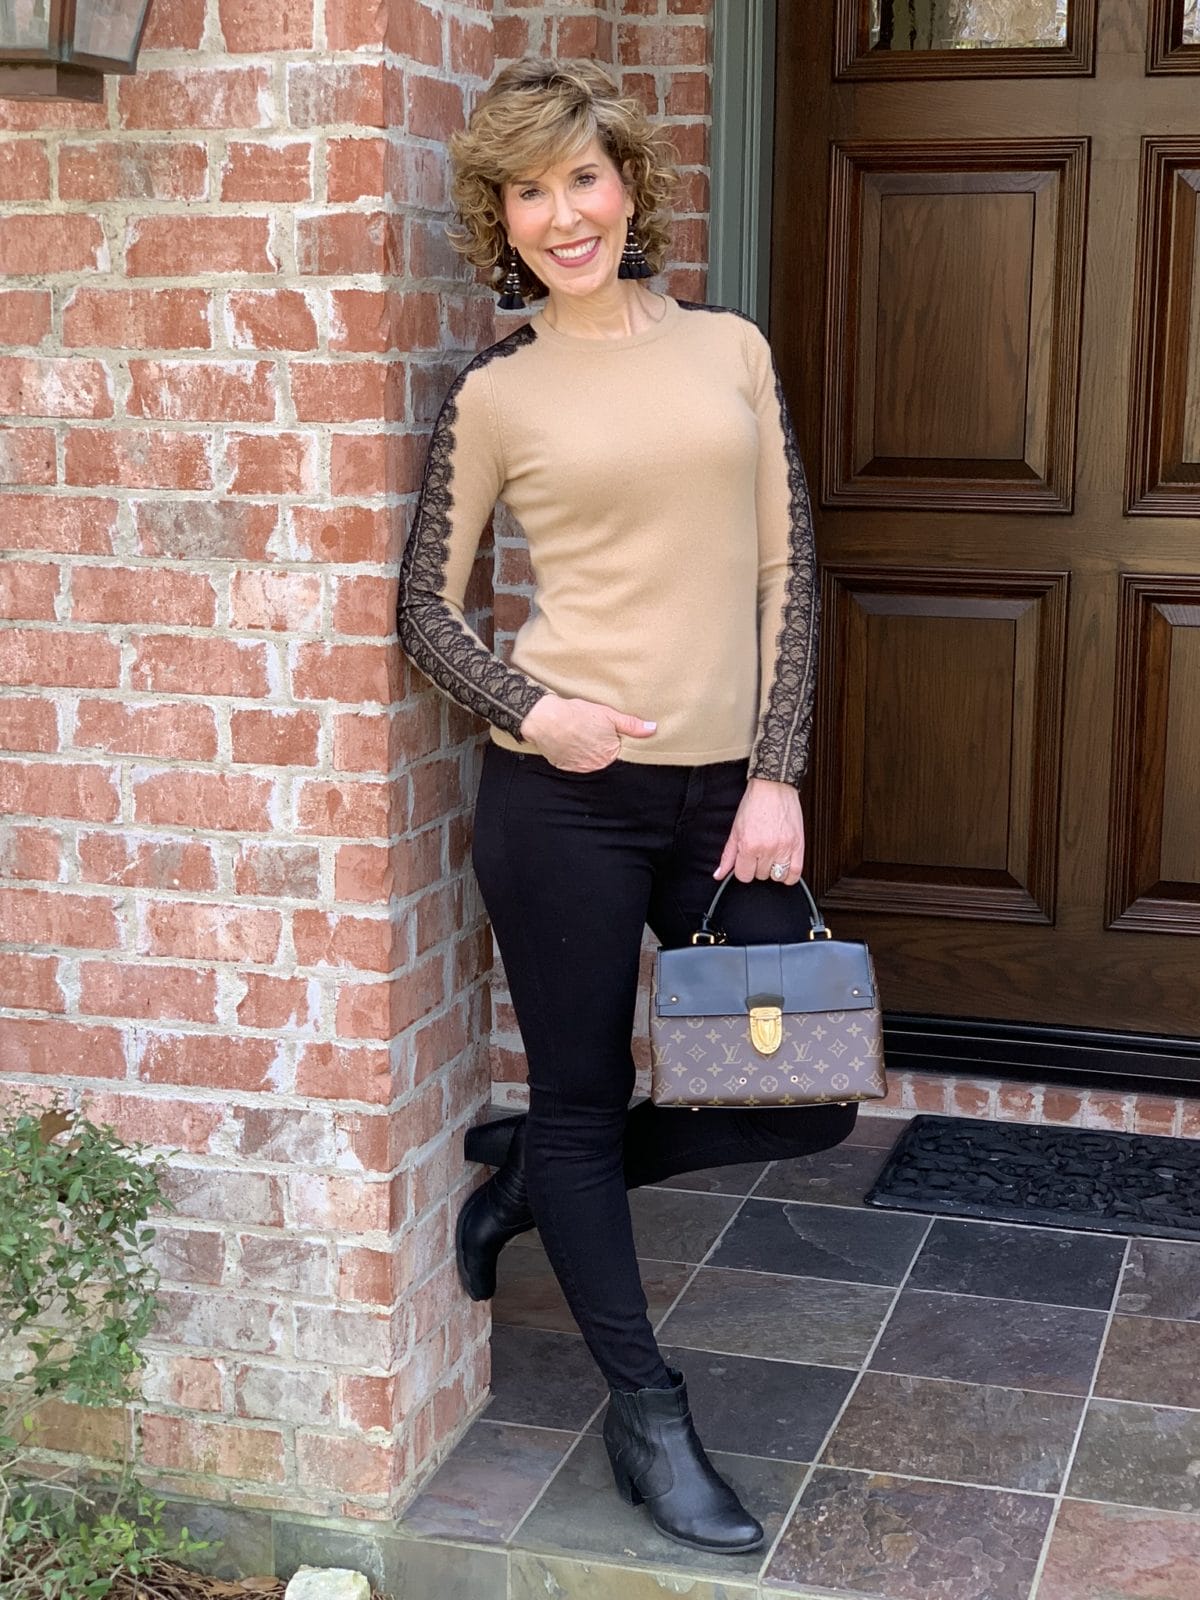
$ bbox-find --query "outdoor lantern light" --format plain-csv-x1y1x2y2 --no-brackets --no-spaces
0,0,153,102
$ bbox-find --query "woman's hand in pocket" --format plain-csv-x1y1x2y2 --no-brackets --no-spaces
519,694,656,772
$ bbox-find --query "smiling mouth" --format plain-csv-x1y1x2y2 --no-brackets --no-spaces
548,237,600,261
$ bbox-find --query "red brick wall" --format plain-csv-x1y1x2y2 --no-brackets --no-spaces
0,0,500,1519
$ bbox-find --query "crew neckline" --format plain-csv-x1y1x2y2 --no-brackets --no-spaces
530,293,680,351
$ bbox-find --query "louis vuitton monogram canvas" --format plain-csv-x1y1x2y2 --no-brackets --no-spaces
648,1004,887,1108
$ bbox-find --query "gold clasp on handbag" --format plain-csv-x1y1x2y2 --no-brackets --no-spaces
748,1003,783,1056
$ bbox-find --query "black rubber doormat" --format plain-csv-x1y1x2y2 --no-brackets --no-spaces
865,1113,1200,1242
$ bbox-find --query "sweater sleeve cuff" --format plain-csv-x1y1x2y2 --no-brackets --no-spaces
747,736,809,788
504,683,551,743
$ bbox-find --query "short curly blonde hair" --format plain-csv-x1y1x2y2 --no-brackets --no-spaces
446,57,679,303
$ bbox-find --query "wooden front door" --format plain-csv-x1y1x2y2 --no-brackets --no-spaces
771,0,1200,1066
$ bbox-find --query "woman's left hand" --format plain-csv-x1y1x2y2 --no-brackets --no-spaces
714,778,806,884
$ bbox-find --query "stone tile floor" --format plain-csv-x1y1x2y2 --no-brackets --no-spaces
393,1113,1200,1599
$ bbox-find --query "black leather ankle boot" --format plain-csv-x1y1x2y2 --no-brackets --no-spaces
602,1368,764,1553
455,1116,534,1301
463,1111,524,1169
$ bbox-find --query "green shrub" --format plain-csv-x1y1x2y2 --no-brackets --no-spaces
0,1094,209,1599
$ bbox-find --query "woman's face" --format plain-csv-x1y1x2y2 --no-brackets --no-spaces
501,135,635,302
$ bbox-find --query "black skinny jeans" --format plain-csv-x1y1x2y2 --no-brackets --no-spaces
471,743,858,1393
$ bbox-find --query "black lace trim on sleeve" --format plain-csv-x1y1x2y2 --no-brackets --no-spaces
748,362,818,785
677,300,818,786
398,323,546,741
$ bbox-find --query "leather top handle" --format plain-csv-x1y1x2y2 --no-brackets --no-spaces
693,870,830,946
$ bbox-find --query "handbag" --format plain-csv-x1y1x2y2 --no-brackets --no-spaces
649,873,886,1109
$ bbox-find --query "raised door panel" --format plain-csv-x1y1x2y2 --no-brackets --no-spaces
1107,576,1200,931
814,567,1069,922
1127,141,1200,512
873,190,1034,462
824,140,1088,511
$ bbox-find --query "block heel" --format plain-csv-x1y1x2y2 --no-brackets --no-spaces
605,1442,643,1506
463,1112,524,1168
455,1116,534,1301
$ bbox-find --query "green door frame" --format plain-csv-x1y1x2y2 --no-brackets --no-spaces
708,0,777,327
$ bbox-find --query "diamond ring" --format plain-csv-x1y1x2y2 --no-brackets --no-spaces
770,862,788,882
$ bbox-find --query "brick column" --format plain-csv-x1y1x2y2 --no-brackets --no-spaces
0,0,502,1520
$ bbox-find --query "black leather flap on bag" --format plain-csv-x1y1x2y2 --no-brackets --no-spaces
654,939,876,1018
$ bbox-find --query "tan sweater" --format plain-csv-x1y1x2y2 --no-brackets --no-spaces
398,296,818,785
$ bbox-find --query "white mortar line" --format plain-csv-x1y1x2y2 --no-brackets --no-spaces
1027,1234,1134,1600
754,1209,936,1587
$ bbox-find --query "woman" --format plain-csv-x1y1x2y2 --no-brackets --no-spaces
398,57,857,1555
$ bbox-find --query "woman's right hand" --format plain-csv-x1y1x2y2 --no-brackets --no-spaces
519,694,657,772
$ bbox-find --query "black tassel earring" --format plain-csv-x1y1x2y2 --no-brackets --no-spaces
618,218,653,280
497,246,526,310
